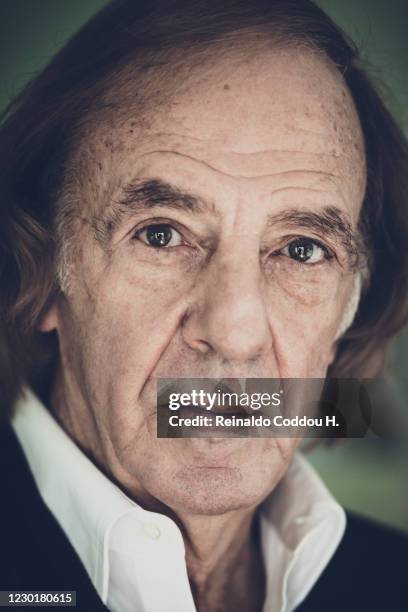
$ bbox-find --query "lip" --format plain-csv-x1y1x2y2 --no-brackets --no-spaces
178,404,249,415
155,398,262,446
188,437,249,465
158,401,251,416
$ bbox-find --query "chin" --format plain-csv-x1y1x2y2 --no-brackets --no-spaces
156,465,272,516
131,438,290,515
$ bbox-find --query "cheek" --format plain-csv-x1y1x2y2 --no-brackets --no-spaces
68,253,196,409
266,258,340,306
264,269,356,376
85,247,196,342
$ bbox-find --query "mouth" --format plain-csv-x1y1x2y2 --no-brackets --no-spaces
156,401,255,440
155,378,273,439
187,436,250,466
158,398,251,421
168,403,251,416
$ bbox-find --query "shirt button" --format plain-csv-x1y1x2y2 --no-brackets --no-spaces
143,523,161,539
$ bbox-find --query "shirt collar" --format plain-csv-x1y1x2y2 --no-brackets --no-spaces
12,388,345,612
11,388,138,599
260,452,346,611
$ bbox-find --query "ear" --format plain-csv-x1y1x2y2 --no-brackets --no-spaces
37,303,59,332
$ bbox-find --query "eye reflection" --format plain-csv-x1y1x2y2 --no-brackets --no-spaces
135,223,329,266
281,238,327,264
137,224,183,248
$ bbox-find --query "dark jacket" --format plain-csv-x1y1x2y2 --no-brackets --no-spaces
0,425,406,611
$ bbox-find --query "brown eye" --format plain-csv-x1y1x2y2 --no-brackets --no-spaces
282,238,326,264
137,224,183,248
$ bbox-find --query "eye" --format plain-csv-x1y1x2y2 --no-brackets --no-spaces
281,238,328,264
136,223,183,248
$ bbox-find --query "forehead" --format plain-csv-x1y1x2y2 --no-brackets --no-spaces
161,47,362,157
75,45,366,214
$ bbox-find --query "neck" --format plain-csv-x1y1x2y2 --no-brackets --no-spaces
179,509,265,612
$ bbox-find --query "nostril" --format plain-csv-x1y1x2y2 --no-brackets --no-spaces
180,308,213,353
191,338,213,354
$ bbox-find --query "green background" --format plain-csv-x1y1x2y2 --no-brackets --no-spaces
0,1,407,531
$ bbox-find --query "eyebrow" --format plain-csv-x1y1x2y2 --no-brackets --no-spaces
266,207,363,266
93,178,365,267
93,178,210,245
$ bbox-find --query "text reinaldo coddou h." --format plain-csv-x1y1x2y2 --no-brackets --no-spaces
166,389,339,428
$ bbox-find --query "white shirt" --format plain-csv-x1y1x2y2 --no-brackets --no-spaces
11,389,346,612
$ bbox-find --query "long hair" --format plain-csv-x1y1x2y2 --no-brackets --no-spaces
0,0,407,418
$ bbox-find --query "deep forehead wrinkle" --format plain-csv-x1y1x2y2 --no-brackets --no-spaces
134,149,343,180
135,131,344,157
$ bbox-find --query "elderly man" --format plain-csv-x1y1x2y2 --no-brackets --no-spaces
0,1,407,611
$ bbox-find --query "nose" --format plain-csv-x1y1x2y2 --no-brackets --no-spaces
181,252,272,362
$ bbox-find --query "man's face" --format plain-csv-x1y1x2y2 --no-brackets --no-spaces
46,46,366,515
